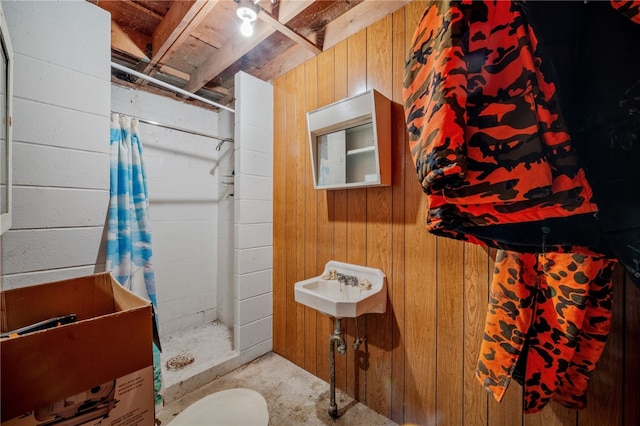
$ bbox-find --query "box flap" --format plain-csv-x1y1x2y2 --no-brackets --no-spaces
0,273,118,332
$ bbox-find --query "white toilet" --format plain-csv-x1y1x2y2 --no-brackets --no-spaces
167,388,269,426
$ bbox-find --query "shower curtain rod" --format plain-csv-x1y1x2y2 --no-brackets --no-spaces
112,112,234,144
110,61,235,114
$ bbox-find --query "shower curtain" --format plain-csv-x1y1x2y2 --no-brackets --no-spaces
106,113,163,408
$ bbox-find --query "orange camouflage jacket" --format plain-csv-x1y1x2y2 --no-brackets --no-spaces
403,0,610,254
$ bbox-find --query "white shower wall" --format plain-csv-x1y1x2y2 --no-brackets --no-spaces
216,109,235,328
111,85,231,337
232,72,273,354
1,1,111,289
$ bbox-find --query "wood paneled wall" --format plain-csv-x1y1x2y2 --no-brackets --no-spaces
272,2,640,425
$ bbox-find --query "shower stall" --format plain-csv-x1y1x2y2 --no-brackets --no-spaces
111,71,274,404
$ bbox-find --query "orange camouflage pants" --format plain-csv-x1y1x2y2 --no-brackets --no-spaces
476,250,617,413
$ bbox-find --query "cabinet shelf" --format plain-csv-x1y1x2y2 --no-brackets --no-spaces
307,89,391,190
347,146,376,156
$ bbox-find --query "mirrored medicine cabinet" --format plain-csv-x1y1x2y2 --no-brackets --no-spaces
307,89,391,190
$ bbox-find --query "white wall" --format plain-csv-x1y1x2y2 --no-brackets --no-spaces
217,109,235,328
112,85,225,336
1,0,111,289
233,72,273,356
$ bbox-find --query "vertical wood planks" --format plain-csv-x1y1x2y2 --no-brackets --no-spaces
283,69,298,364
272,75,286,355
463,244,490,425
365,14,394,418
346,29,368,403
315,48,336,384
402,1,438,425
525,404,576,426
625,277,640,425
435,237,465,425
390,6,407,425
304,58,318,375
576,265,625,426
294,66,307,367
332,39,349,393
489,385,523,425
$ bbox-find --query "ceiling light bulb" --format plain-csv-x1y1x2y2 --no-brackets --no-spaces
236,6,257,22
240,19,254,37
236,0,259,22
235,0,259,37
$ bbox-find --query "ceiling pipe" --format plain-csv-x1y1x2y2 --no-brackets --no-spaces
111,61,235,114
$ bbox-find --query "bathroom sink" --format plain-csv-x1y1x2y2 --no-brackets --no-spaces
294,261,386,318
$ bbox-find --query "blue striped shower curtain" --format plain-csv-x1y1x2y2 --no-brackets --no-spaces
107,113,163,407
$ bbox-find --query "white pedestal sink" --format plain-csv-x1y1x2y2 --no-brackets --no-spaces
294,260,386,319
295,260,387,419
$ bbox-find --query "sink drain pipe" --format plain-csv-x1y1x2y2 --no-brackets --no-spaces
328,316,365,419
329,317,347,419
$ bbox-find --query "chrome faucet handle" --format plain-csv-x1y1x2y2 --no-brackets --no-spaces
322,268,338,280
358,278,372,290
336,273,358,286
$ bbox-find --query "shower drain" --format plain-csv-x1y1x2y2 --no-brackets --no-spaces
166,353,195,371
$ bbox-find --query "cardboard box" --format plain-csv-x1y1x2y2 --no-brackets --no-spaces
0,273,154,423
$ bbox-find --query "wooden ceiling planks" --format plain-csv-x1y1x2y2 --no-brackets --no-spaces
95,0,409,109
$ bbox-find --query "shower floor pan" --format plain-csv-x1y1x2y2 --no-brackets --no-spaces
160,321,238,404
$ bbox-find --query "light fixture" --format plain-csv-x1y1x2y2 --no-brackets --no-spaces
235,0,260,37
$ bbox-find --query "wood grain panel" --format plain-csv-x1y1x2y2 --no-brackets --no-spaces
272,75,286,355
526,403,576,426
365,185,393,416
347,29,367,98
315,48,337,384
332,39,349,393
489,384,523,425
402,1,437,425
304,57,319,375
294,66,307,367
346,28,368,403
463,244,490,425
436,237,465,425
283,69,298,364
367,14,393,98
577,265,624,426
625,278,640,425
390,6,407,425
403,214,437,426
364,14,394,418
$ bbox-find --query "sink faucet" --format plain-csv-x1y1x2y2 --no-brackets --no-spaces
337,273,359,287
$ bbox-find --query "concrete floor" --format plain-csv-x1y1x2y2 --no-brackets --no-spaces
157,351,398,426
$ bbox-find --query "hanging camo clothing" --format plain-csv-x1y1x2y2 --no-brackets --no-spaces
611,0,640,23
476,250,617,413
526,0,640,288
402,0,633,415
402,0,609,255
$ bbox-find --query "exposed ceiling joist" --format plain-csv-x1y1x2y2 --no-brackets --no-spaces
182,0,313,94
141,0,220,77
98,0,405,110
258,8,322,55
110,19,148,61
323,0,412,51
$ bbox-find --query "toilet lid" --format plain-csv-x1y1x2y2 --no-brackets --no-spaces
168,388,269,426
